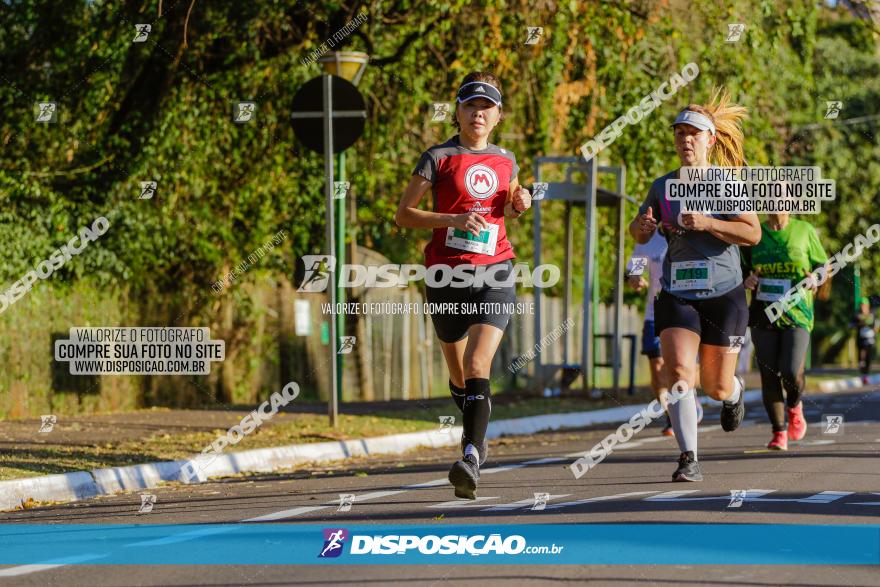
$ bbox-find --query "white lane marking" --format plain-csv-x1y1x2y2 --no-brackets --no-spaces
0,565,67,578
613,437,670,450
404,460,562,488
644,490,711,501
615,441,647,450
795,439,836,446
520,457,568,465
429,496,500,509
480,494,570,512
544,491,661,510
241,505,331,522
244,458,572,521
0,554,105,578
404,478,448,489
480,463,530,475
790,491,854,504
639,437,668,443
645,490,854,504
242,489,406,522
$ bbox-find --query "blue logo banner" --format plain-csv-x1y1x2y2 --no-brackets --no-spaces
0,524,877,565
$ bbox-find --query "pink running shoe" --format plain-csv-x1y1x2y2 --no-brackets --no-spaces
767,431,788,451
787,402,807,441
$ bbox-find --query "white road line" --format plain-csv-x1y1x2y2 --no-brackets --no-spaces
481,494,570,512
0,565,70,578
404,478,449,489
519,457,568,465
544,491,661,510
789,491,854,504
644,490,704,501
0,554,105,577
638,437,668,443
241,504,332,522
796,439,836,446
241,490,406,522
245,457,572,521
644,490,854,504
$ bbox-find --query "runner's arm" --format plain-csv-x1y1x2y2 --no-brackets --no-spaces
395,175,458,229
504,177,530,219
702,213,761,246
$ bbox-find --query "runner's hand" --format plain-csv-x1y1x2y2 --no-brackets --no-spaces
453,212,489,237
512,185,532,214
804,268,819,293
680,212,712,231
627,275,646,291
744,269,760,290
637,208,658,234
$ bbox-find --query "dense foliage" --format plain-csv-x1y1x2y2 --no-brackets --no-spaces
0,0,877,363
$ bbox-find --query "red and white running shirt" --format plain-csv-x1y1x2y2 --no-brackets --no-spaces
412,135,519,267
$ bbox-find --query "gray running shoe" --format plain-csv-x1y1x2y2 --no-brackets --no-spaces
449,454,480,500
672,451,703,482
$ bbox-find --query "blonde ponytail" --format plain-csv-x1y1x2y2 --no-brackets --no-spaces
684,88,748,167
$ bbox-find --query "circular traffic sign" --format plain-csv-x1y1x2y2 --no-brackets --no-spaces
291,75,366,154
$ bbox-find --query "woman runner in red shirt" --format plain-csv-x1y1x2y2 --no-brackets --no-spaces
396,71,531,499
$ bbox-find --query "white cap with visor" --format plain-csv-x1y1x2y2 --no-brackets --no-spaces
671,110,716,135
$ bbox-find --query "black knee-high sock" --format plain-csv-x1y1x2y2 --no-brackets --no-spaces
462,378,491,453
449,380,466,412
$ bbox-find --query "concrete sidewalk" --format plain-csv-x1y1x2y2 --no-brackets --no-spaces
0,370,873,511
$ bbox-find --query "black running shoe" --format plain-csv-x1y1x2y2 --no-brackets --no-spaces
448,455,480,500
672,451,702,482
460,437,489,466
720,375,746,432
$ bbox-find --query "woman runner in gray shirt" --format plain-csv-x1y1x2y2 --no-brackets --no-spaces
629,88,761,482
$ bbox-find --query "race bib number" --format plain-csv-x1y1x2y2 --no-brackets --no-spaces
445,224,498,256
670,260,712,291
756,278,791,302
860,326,875,340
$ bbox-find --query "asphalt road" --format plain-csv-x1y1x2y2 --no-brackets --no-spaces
1,388,879,586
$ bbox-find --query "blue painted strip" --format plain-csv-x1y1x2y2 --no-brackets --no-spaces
0,524,877,565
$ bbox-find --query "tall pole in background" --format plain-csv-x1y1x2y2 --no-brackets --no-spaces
292,52,368,425
336,150,346,408
322,74,339,428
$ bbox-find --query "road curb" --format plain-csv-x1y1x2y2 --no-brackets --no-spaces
816,373,880,393
0,375,868,511
0,471,99,511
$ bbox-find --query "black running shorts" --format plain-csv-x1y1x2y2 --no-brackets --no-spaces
654,283,749,346
425,260,517,343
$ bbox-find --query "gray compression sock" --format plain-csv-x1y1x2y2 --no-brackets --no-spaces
669,388,699,459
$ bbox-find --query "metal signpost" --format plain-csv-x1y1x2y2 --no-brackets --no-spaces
291,74,366,426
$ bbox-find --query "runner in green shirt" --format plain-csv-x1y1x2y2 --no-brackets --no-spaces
742,213,828,450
